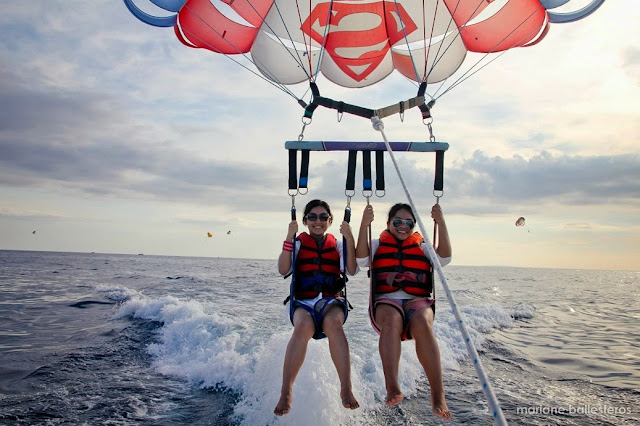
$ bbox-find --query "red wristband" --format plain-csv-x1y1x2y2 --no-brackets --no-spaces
282,241,293,252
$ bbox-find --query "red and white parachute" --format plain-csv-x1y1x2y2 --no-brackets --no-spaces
124,1,604,90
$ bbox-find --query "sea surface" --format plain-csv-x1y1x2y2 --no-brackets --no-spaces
0,250,638,425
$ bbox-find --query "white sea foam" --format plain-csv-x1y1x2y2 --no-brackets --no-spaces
95,284,139,302
112,292,523,425
2,252,637,425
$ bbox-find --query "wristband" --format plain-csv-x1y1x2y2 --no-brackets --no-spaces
282,241,293,252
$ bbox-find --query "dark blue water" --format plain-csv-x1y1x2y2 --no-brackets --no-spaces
1,250,638,425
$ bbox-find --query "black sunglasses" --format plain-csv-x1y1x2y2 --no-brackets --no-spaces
392,218,415,229
306,213,330,222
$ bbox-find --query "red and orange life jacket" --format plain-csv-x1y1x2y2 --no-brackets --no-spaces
294,232,344,299
371,230,433,297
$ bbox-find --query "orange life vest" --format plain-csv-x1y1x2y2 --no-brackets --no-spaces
294,232,344,299
371,230,433,297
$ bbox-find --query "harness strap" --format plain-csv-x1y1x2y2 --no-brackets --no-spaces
288,149,297,192
303,82,431,121
375,151,385,194
346,151,357,194
362,150,372,194
299,149,310,191
434,150,445,192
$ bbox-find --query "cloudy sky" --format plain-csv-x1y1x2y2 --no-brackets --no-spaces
1,1,638,270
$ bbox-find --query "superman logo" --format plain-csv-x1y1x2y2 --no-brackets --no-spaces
301,1,417,82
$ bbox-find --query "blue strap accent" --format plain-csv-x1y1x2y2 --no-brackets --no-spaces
123,0,177,27
150,0,186,12
545,0,606,23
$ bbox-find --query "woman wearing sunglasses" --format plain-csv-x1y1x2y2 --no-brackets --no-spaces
356,202,452,419
275,199,359,416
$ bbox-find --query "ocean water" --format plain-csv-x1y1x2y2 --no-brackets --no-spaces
0,250,638,425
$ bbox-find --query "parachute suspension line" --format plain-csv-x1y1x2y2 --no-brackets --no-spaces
423,0,463,86
370,116,508,426
391,0,421,84
309,0,335,85
178,30,295,99
287,0,313,81
421,0,486,99
420,0,440,84
434,2,548,100
179,3,300,101
256,1,312,82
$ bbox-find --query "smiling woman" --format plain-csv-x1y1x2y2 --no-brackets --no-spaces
355,202,454,418
275,198,360,415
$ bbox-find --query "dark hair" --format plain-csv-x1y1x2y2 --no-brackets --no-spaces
387,203,415,223
303,199,332,223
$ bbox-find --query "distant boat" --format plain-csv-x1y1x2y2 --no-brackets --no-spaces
138,253,144,256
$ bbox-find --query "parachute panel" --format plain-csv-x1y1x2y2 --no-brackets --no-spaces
302,1,396,86
392,31,467,84
221,0,275,28
125,0,606,90
178,0,263,54
251,32,319,85
320,47,394,87
445,0,548,53
397,0,457,44
150,0,184,13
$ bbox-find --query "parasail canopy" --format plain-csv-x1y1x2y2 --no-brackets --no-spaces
124,0,606,93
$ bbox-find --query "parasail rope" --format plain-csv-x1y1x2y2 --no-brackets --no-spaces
370,115,508,426
391,0,421,83
179,1,305,101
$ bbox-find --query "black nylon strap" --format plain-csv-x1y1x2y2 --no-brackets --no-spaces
375,151,385,191
299,149,310,190
362,150,372,191
288,149,297,191
346,151,357,192
313,95,375,119
434,150,444,192
304,82,375,120
417,82,436,120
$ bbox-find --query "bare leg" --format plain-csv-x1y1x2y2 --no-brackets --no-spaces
274,308,315,416
375,304,405,406
410,307,451,420
322,305,359,410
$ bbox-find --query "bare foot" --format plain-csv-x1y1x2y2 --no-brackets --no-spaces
274,392,292,416
431,394,451,419
385,389,404,407
341,389,360,410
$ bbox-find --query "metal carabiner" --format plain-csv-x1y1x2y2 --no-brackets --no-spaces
298,116,312,141
424,118,436,142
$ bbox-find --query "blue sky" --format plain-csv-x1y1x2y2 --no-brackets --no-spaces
1,1,638,270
